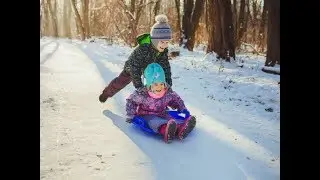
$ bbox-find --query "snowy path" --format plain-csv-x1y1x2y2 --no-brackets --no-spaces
40,41,155,180
40,38,280,180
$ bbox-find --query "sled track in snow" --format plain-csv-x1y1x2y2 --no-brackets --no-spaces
40,41,60,65
40,40,54,53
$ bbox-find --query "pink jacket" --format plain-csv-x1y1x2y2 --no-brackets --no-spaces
126,89,187,120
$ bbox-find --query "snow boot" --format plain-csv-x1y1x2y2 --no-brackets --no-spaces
159,119,177,144
177,116,196,140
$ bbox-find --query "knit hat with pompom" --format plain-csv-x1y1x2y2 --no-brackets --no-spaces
150,14,172,47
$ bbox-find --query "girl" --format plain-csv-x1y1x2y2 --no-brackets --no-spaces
99,14,173,103
126,63,196,143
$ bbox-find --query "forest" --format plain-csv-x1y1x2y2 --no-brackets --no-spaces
40,0,279,67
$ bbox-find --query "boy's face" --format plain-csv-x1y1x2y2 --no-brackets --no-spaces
156,40,169,52
150,82,166,95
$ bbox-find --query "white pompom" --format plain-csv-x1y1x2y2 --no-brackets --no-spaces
155,14,168,23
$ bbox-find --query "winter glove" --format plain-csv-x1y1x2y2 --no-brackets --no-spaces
180,109,190,118
99,93,108,103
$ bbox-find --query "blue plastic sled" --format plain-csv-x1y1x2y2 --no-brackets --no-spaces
131,110,191,135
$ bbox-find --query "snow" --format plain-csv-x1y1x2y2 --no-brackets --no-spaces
40,37,280,180
262,66,280,74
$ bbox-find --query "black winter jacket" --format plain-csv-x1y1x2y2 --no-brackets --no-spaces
123,34,172,89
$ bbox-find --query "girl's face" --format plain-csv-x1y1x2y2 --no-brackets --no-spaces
156,40,169,52
150,82,166,95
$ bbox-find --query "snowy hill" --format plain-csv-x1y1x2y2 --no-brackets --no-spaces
40,37,280,180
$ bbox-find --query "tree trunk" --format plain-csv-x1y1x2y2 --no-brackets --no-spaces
258,2,267,52
181,0,205,50
213,0,222,57
153,0,161,18
82,0,90,38
71,0,85,40
206,0,215,53
130,0,136,13
46,0,58,37
149,0,153,27
236,0,246,48
251,0,258,44
42,0,50,36
40,0,44,37
232,0,237,38
181,0,193,46
212,0,236,61
185,0,205,51
265,0,280,66
174,0,182,42
63,0,72,38
243,0,250,42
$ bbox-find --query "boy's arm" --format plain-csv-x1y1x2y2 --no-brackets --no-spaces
160,56,172,87
129,46,147,89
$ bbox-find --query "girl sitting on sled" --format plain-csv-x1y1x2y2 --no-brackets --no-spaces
125,63,196,143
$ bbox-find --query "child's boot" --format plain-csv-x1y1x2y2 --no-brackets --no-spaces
159,119,177,143
177,116,196,140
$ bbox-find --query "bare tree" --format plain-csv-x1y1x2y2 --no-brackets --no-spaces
46,0,58,37
265,0,280,66
206,0,214,53
181,0,205,51
82,0,90,38
251,0,259,43
62,0,72,38
117,0,148,46
40,0,44,37
41,0,49,36
71,0,85,40
258,2,267,52
236,0,246,48
211,0,236,61
153,0,161,18
174,0,182,43
40,0,270,57
181,0,192,46
232,0,237,34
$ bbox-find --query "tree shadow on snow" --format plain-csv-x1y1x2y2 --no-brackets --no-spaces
102,109,278,180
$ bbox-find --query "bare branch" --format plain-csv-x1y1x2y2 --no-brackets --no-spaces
91,6,107,11
137,0,160,8
241,41,266,56
105,5,128,44
126,10,136,20
118,0,135,21
135,0,145,24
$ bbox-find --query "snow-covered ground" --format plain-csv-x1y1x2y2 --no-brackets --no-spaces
40,37,280,180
